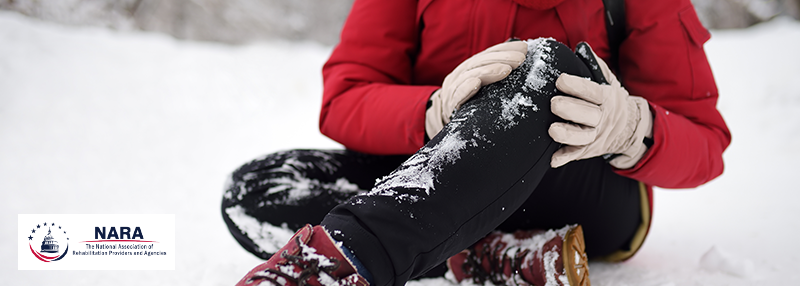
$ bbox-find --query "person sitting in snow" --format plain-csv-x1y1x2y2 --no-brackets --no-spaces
221,0,730,285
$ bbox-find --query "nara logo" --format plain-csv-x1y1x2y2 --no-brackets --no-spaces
27,222,69,262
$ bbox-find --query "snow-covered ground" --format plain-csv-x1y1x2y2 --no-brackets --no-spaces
1,10,798,285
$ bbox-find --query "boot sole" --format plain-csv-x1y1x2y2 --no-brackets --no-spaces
563,225,590,286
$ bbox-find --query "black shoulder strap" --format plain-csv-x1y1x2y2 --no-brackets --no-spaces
602,0,626,74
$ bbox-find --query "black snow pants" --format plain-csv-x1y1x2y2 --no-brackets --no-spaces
221,39,642,286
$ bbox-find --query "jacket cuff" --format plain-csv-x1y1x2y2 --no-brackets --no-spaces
611,97,654,169
425,89,444,140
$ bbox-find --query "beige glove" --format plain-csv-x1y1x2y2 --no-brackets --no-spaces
549,51,653,169
426,41,528,138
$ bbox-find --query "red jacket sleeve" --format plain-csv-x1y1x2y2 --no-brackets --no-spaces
320,0,438,155
614,0,732,188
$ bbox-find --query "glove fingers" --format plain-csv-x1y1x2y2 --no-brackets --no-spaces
460,51,526,71
550,96,601,127
556,74,605,105
450,64,513,109
451,77,482,110
444,52,522,88
548,122,597,146
461,63,514,85
550,145,585,168
480,41,529,55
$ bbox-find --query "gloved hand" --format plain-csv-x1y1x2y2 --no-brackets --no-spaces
549,43,653,169
426,41,528,138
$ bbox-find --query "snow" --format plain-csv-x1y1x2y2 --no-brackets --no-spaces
224,205,295,254
370,128,467,198
499,92,537,128
1,9,799,285
543,249,561,286
699,246,756,278
522,38,556,93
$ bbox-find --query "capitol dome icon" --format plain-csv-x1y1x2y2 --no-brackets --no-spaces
40,228,59,253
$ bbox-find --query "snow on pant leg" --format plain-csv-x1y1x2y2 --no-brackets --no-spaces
221,149,408,259
321,39,594,286
497,156,642,257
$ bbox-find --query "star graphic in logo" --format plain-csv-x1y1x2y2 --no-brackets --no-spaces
28,235,33,240
31,229,35,233
36,224,40,229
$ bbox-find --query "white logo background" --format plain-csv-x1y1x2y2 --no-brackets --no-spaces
19,214,175,270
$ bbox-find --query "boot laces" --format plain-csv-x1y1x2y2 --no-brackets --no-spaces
462,241,531,285
248,235,342,286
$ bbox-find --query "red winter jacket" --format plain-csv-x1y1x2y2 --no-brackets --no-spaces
320,0,731,200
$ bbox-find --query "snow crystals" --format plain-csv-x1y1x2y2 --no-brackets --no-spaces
499,92,537,129
522,38,557,94
367,129,467,201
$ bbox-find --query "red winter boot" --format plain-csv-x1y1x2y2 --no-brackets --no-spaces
236,224,369,286
447,225,589,286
